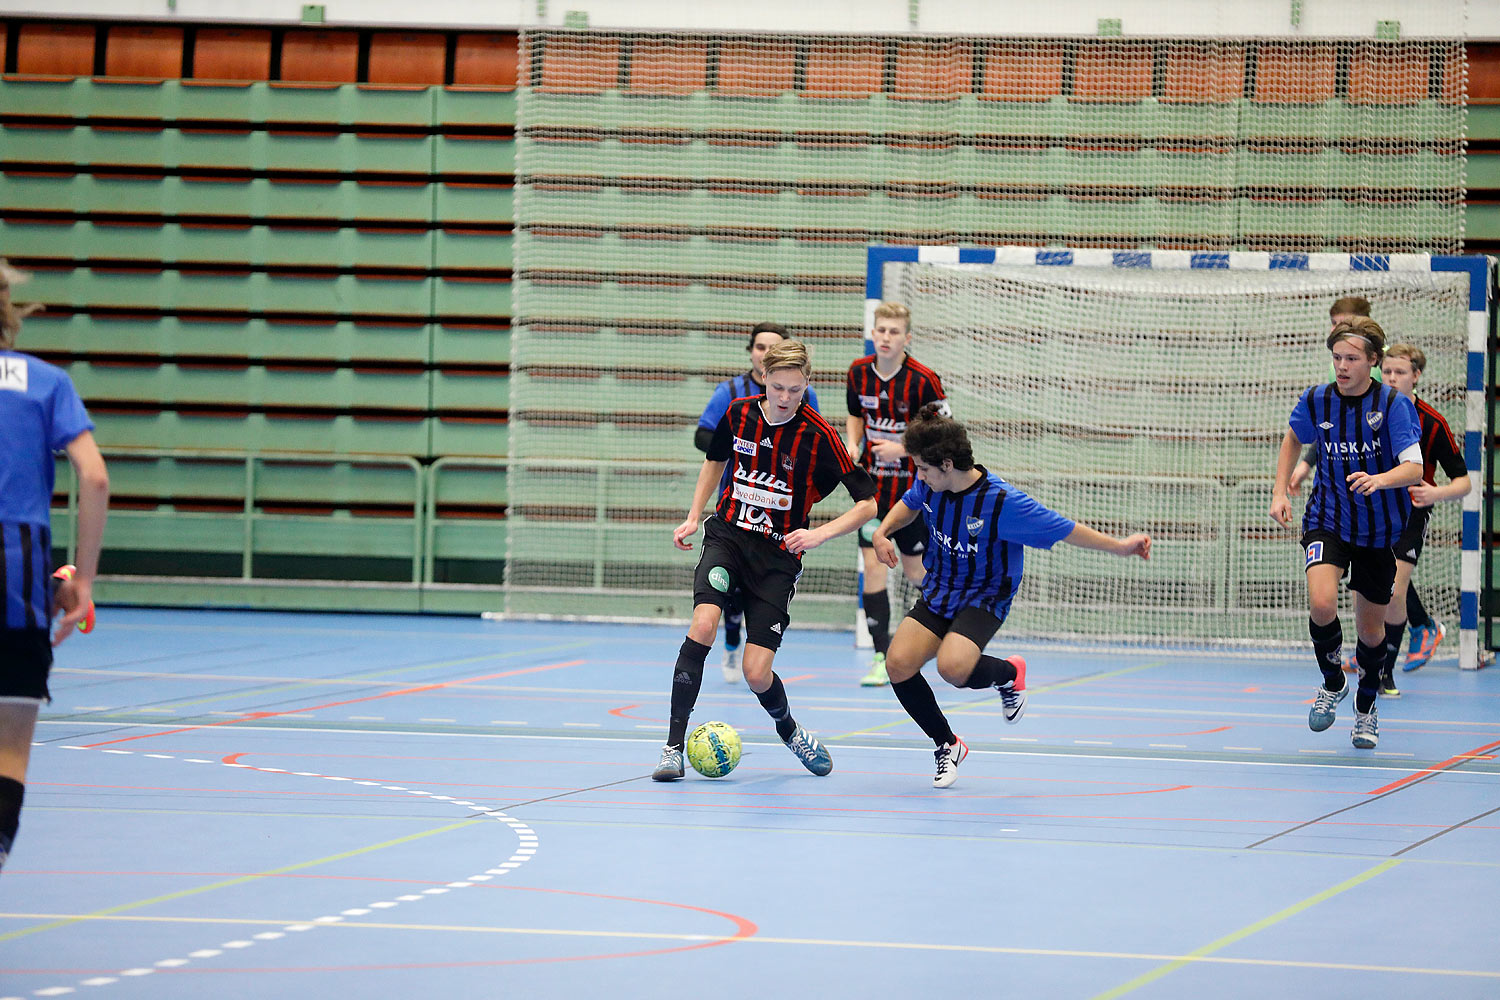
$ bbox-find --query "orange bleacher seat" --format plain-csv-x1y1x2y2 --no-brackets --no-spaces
526,34,619,94
715,39,795,97
1348,42,1428,105
1161,42,1245,103
16,22,96,77
627,37,708,95
192,27,272,82
978,40,1063,101
1252,42,1337,103
804,40,882,98
452,32,517,89
368,31,445,86
280,29,358,84
1,24,8,72
1072,41,1151,102
104,25,184,80
892,39,972,99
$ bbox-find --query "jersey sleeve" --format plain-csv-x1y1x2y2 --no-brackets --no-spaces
806,386,821,414
1288,388,1316,443
698,381,732,430
998,488,1076,549
841,468,876,503
900,479,928,511
1430,419,1469,480
846,365,863,417
1389,392,1421,455
47,371,94,452
922,369,946,405
705,409,735,463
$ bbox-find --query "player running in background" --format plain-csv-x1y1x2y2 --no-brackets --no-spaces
1378,343,1470,684
872,404,1150,788
0,260,109,870
695,322,821,684
1271,317,1421,750
846,301,946,687
656,340,876,781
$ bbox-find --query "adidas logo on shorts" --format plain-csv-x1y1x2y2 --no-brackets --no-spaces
770,622,783,634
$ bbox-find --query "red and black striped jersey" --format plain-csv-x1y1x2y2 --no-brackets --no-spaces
1414,395,1468,486
845,354,946,509
707,395,875,556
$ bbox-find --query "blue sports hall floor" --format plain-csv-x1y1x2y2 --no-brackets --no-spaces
5,608,1498,999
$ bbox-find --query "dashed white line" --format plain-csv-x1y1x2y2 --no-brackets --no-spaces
32,743,543,1000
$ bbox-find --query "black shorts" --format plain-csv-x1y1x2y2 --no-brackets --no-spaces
906,597,1005,649
1392,507,1430,566
1302,529,1396,604
858,505,927,557
693,517,800,651
0,628,53,702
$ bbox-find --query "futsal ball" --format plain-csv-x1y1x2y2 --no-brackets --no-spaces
685,721,742,778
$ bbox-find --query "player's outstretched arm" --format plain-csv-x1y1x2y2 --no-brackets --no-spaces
1270,429,1302,526
871,499,920,568
673,458,727,550
784,497,877,556
1062,523,1151,560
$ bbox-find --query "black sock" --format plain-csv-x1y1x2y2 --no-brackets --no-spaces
756,673,798,742
1309,617,1345,690
1381,621,1405,679
891,674,957,746
961,654,1018,690
864,590,891,655
1406,585,1432,629
1354,640,1383,713
667,637,711,749
0,776,23,871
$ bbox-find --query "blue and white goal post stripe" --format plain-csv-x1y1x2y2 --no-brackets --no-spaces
864,245,1492,669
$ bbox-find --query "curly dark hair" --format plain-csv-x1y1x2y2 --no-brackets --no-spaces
902,401,973,471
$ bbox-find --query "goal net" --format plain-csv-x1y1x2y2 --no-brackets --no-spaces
872,247,1487,665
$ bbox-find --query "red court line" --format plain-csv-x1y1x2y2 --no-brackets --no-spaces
78,660,586,749
1368,738,1500,795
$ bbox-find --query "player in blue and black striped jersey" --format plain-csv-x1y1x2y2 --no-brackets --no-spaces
694,322,820,685
872,404,1151,789
0,260,109,870
1271,317,1422,751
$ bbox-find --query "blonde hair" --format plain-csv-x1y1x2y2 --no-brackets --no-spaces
1385,342,1426,373
0,259,42,349
761,339,811,379
872,301,911,331
1326,316,1385,363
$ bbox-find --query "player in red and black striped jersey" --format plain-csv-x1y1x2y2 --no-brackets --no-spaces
652,340,876,782
845,301,947,686
1378,344,1471,688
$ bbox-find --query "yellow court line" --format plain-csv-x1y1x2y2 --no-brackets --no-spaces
833,661,1163,740
137,639,593,713
1089,858,1403,999
0,819,482,944
1,908,1493,980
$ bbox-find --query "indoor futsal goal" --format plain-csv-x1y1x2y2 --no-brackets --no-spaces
866,245,1489,669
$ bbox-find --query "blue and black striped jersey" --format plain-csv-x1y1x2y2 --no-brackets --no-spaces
901,466,1074,619
1289,381,1420,548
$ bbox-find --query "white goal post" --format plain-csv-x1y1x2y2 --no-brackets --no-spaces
865,245,1489,669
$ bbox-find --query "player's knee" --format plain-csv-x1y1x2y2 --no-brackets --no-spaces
1309,599,1339,625
688,605,721,644
933,653,972,687
883,651,919,683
